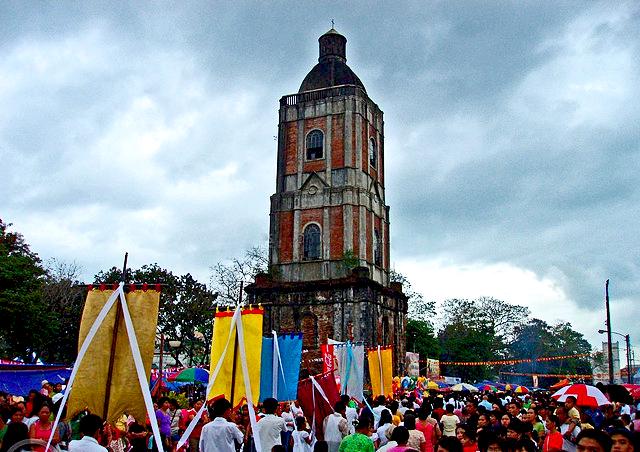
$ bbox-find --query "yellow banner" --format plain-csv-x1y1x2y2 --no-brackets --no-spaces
208,307,263,407
367,347,393,398
68,289,160,423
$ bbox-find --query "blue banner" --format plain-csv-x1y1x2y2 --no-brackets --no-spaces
0,367,71,395
259,333,303,402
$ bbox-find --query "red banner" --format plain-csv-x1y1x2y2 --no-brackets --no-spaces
297,371,340,441
321,344,335,373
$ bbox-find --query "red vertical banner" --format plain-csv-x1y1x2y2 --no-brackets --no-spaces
321,344,335,373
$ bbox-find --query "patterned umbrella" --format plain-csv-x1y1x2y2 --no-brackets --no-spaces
169,367,209,383
451,383,479,392
514,386,530,394
552,384,611,407
475,384,498,392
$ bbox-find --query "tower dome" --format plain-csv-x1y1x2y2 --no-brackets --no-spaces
298,29,366,93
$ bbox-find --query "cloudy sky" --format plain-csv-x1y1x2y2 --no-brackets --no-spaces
2,1,639,352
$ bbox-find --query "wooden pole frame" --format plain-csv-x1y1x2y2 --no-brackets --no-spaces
229,280,243,405
102,252,128,420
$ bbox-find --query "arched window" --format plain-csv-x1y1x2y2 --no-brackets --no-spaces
303,223,321,260
374,228,382,266
368,137,377,167
306,130,324,160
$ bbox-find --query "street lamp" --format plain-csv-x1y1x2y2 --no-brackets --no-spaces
598,329,632,384
155,334,182,395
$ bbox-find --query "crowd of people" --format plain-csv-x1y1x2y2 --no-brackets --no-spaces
1,379,639,452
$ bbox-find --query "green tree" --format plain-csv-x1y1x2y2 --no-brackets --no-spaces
438,297,530,381
509,318,593,386
407,319,440,360
438,320,497,381
0,219,50,361
95,264,218,366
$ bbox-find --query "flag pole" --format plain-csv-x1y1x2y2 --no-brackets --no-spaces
103,252,128,420
230,280,243,405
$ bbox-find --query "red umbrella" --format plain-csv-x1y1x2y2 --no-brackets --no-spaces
552,384,611,408
622,384,640,400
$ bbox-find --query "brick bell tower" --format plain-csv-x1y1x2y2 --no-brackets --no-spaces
247,29,407,375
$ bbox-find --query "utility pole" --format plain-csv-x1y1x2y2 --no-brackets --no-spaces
626,334,632,384
605,279,614,384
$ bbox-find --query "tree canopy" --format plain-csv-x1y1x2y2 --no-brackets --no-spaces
94,264,218,366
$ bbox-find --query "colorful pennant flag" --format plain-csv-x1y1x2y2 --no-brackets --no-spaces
297,372,340,441
208,307,263,407
260,333,303,402
335,343,364,401
367,346,393,398
68,289,160,423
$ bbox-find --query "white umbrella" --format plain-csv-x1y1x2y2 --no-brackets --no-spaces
451,383,479,392
551,384,611,407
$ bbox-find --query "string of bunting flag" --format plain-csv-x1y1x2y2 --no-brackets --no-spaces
500,371,607,378
438,352,592,366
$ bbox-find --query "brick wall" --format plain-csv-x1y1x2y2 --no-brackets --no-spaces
329,206,344,259
284,122,297,175
331,115,344,167
279,211,294,262
352,207,360,256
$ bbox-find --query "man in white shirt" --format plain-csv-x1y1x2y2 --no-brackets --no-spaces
256,397,287,451
340,395,358,434
199,398,244,452
69,414,108,452
372,395,390,428
323,401,349,452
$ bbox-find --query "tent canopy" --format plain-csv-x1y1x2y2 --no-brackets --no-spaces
0,367,70,395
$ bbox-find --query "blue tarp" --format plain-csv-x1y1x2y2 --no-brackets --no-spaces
0,367,71,395
259,333,303,402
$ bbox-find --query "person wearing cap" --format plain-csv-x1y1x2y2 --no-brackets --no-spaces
40,380,50,397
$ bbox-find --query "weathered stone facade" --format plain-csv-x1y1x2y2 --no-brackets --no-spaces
247,270,407,375
246,29,407,375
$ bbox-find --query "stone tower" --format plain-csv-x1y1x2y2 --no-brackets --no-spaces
246,29,407,374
